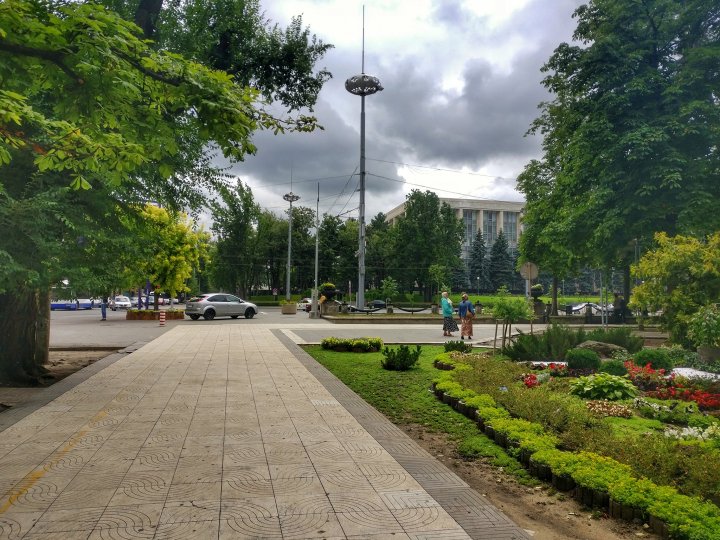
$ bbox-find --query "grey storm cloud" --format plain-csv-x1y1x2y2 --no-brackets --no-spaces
226,0,585,217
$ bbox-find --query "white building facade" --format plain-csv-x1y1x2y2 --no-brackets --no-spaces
385,198,525,262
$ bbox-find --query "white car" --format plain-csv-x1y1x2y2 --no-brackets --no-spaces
296,297,312,311
110,295,132,310
185,293,257,320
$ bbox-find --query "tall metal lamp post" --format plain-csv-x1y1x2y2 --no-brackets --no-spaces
284,192,300,301
345,13,382,310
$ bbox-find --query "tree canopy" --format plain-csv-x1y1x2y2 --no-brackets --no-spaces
518,0,720,271
0,0,326,382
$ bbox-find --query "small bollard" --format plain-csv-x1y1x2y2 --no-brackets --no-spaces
159,311,166,327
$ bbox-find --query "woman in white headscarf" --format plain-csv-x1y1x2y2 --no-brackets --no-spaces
440,291,458,337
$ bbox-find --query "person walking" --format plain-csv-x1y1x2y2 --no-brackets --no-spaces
100,294,108,321
458,293,475,340
440,291,458,337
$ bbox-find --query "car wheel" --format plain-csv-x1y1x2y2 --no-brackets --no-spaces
189,314,200,320
231,315,239,319
203,309,215,320
244,308,255,319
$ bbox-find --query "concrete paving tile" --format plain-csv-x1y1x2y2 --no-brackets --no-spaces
24,529,92,539
275,493,334,517
267,464,317,480
335,509,404,536
219,515,282,539
222,448,266,468
154,519,219,539
392,506,467,533
29,507,103,534
63,471,126,493
280,512,346,539
380,491,441,510
318,469,374,493
49,487,117,510
0,510,44,537
158,499,220,524
166,481,222,503
171,464,223,485
96,502,163,530
272,474,326,497
107,471,173,506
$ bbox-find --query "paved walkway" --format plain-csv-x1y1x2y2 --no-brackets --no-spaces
0,325,530,539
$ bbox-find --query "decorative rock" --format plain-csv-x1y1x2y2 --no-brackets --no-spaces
577,340,627,358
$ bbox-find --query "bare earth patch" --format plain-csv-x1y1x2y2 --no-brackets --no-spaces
401,424,660,540
0,350,112,408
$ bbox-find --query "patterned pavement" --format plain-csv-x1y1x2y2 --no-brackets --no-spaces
0,325,530,539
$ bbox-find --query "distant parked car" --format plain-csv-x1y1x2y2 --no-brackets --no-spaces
296,298,312,311
185,293,257,320
367,299,386,309
76,298,94,309
50,299,77,310
110,295,132,310
570,302,613,315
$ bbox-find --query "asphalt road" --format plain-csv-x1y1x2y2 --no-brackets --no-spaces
50,305,545,349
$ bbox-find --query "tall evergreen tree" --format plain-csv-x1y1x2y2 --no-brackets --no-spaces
468,230,491,293
489,231,514,291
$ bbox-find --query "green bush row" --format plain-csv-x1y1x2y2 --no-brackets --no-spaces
431,353,720,540
320,337,383,352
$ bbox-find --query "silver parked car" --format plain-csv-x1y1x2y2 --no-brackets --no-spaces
185,293,257,320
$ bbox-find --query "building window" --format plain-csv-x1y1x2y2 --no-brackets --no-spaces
462,210,476,260
503,212,518,246
483,211,498,245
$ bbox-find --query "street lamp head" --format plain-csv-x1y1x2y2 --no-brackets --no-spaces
283,192,300,203
345,74,383,96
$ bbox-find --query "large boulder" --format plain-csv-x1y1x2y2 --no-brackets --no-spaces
577,340,626,359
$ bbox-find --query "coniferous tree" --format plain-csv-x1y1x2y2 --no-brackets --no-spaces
489,231,514,291
468,230,491,293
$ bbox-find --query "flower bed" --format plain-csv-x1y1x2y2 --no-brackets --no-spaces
430,350,720,539
320,336,383,353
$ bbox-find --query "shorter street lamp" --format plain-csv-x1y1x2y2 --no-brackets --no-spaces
476,276,480,296
284,192,300,301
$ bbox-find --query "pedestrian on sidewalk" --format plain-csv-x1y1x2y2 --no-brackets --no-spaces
441,291,458,337
458,293,475,340
100,295,108,321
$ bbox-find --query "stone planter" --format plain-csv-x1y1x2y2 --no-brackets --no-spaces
281,304,296,315
698,346,720,363
126,310,184,320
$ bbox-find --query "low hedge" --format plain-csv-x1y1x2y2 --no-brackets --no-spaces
320,337,383,352
431,352,720,540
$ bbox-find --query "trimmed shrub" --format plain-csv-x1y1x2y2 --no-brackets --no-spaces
566,348,601,370
632,348,673,371
444,340,472,353
599,359,628,376
381,344,421,371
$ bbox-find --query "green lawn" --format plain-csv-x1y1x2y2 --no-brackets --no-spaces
304,344,533,480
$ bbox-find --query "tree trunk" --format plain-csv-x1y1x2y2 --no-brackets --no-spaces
0,288,50,384
134,0,163,39
551,275,559,316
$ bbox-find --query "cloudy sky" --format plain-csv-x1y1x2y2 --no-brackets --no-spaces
223,0,584,220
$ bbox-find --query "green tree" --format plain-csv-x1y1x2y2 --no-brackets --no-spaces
631,232,720,345
133,205,209,305
209,181,259,298
252,210,287,293
488,231,514,291
392,190,464,300
318,214,343,284
468,229,491,293
102,0,333,111
0,1,318,382
365,212,392,289
518,0,720,298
